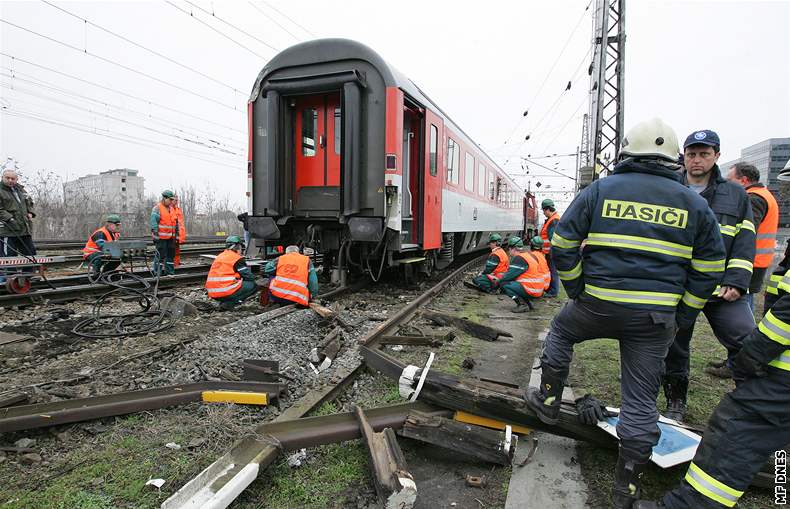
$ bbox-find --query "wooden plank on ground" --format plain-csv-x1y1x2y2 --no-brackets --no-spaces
420,309,512,341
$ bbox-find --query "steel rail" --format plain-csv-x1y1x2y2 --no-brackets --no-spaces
162,255,486,509
36,245,225,267
35,237,228,249
28,263,213,290
0,382,285,433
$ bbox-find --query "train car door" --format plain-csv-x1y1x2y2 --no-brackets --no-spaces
293,93,341,204
422,110,443,249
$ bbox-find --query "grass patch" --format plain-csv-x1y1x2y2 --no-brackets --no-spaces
569,315,774,508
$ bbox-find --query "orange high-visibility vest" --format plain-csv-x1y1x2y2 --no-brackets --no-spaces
269,252,310,306
491,246,510,278
205,250,243,299
532,250,551,291
540,212,560,254
82,226,119,259
515,251,546,297
747,186,779,268
156,202,177,240
173,205,187,243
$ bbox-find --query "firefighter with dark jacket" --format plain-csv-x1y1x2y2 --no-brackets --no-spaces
663,130,757,421
470,233,510,292
523,118,726,509
635,252,790,508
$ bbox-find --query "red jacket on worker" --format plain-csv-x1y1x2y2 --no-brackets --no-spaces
269,252,311,306
205,250,243,299
82,226,120,259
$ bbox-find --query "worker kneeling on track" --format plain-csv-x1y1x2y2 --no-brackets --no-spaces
529,235,551,293
635,255,790,508
470,233,509,293
523,118,726,509
495,236,547,313
82,214,122,275
205,235,258,310
264,245,318,307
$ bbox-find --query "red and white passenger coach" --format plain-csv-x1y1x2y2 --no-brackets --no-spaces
247,38,537,278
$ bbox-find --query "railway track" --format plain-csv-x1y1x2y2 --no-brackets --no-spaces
35,236,228,250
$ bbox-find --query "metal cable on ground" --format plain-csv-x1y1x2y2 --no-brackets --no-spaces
71,269,180,339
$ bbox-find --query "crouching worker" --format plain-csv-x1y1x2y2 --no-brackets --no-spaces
205,235,258,310
82,214,121,275
264,245,318,307
470,233,510,292
498,237,546,312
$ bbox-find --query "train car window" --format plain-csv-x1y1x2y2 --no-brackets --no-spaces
488,171,495,200
446,138,460,185
478,163,486,196
302,108,317,157
334,108,341,154
429,125,438,176
464,152,475,192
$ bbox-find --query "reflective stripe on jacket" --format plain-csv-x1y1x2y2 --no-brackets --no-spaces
82,226,119,258
746,185,778,268
540,213,560,253
269,252,310,306
156,203,177,240
514,251,545,297
531,250,551,291
491,246,510,278
205,249,243,299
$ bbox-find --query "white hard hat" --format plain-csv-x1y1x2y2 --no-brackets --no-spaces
778,158,790,182
620,118,680,163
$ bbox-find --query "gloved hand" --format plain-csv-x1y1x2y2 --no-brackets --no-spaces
487,275,499,287
731,349,767,380
574,394,616,425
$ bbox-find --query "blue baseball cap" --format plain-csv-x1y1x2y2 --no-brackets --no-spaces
683,130,720,149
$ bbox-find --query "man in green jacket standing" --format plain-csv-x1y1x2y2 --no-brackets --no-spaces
0,168,37,257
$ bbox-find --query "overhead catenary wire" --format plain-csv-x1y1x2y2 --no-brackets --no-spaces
0,18,244,112
2,106,245,170
256,0,316,38
0,52,246,134
247,1,301,41
0,68,245,150
500,0,593,148
40,0,243,94
181,0,280,52
164,0,273,60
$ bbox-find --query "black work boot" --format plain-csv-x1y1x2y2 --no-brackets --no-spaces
511,297,532,313
613,446,650,509
523,365,565,425
663,376,688,422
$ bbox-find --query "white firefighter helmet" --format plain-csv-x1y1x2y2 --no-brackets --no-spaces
619,118,680,163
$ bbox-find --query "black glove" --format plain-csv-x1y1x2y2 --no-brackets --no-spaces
574,394,616,426
731,349,767,380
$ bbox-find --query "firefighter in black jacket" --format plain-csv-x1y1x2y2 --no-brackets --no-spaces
663,130,757,422
635,251,790,508
523,118,725,509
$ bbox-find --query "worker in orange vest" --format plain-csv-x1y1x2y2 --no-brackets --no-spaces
82,214,121,275
727,162,779,313
540,199,561,297
150,190,177,276
264,245,318,306
530,235,551,292
470,233,510,292
172,195,187,267
496,237,546,312
205,235,258,310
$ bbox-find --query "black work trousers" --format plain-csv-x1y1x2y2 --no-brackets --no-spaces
540,293,677,456
154,238,176,275
1,235,36,257
663,370,790,508
665,297,755,379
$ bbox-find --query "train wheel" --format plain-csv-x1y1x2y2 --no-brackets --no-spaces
6,276,31,294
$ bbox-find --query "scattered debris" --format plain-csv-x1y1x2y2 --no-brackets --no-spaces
145,478,166,489
201,390,268,406
419,309,512,341
242,359,293,382
14,438,36,449
354,406,417,509
379,333,452,348
309,302,350,328
389,345,404,352
165,442,182,450
308,327,343,373
186,437,205,449
462,357,476,370
465,475,487,488
0,393,28,408
400,411,516,466
19,452,42,465
287,448,307,468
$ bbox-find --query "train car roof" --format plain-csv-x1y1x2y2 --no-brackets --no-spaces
251,38,523,194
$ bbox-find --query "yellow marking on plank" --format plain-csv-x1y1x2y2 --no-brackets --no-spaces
454,410,531,435
201,391,268,406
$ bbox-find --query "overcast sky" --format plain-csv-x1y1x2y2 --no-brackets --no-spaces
1,0,788,210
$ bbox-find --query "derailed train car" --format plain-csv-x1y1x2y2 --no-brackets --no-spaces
247,38,537,279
